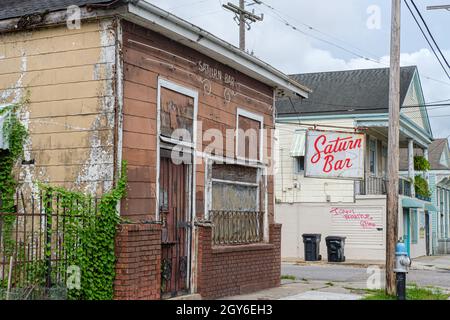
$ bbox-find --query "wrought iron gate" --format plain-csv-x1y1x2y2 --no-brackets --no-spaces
159,155,190,298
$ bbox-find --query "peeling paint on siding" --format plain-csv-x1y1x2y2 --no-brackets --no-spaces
75,19,116,195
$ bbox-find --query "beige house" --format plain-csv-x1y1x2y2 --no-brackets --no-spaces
275,67,434,261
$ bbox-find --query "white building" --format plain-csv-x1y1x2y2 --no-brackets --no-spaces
275,66,434,261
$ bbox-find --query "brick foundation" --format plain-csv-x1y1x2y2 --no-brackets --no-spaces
114,223,162,300
197,224,281,299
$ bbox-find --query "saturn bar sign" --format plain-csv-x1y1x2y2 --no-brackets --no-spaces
305,130,365,179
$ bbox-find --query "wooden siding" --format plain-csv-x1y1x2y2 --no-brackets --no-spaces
401,77,427,131
275,121,355,203
0,19,117,196
121,21,274,221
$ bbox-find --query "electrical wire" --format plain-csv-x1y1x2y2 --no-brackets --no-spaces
404,0,450,80
410,0,450,70
253,0,450,87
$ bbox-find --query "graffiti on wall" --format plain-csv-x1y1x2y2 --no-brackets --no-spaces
330,207,377,229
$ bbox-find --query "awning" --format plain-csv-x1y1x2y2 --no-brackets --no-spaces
402,197,423,209
425,203,438,212
290,130,306,157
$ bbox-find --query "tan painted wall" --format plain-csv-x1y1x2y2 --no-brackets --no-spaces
0,19,118,196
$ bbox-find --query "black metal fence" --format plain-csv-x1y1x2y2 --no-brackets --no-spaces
0,191,97,300
209,210,264,245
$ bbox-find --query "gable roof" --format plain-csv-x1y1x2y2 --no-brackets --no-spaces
0,0,115,20
277,66,417,117
399,138,450,171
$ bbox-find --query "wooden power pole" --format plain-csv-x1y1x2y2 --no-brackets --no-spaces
222,0,263,50
386,0,401,296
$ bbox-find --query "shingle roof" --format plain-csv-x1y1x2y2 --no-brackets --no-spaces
277,66,417,117
399,138,450,171
0,0,118,20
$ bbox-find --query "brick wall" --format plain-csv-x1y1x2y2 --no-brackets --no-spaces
197,224,281,299
114,223,161,300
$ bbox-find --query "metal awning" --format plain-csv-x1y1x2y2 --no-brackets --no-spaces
402,197,423,209
290,130,306,157
425,203,438,212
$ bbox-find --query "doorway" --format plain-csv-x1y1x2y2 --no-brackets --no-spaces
403,208,411,256
159,153,191,298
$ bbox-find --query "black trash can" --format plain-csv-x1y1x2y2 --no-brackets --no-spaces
302,234,322,261
325,236,346,262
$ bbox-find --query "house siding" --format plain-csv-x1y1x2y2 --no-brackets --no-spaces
120,21,275,221
0,19,118,196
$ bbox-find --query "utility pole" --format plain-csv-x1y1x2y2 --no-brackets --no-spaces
386,0,401,297
222,1,264,50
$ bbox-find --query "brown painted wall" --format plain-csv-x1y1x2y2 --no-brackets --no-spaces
120,21,275,222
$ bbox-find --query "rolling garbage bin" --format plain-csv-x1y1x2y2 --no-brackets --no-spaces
302,234,322,261
325,236,346,262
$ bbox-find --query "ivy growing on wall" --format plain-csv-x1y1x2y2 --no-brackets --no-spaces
0,97,28,262
40,161,128,300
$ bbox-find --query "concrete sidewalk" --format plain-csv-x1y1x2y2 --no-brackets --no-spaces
220,280,368,300
411,255,450,271
282,258,384,268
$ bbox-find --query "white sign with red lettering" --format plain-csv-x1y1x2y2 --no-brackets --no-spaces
305,130,365,179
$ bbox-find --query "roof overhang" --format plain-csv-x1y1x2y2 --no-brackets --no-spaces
122,0,310,99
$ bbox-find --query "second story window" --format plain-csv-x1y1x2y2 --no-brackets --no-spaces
291,130,306,175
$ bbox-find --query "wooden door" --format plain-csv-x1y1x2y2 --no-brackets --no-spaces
159,155,190,298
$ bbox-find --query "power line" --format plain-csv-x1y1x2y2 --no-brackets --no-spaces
404,0,450,80
253,0,450,87
410,0,450,69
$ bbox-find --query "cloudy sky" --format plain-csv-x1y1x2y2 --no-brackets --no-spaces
146,0,450,139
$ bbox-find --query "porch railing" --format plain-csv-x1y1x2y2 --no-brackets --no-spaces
355,176,387,195
209,210,264,246
355,176,415,198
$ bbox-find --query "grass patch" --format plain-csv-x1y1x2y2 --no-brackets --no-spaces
363,285,449,300
280,275,296,281
325,282,334,287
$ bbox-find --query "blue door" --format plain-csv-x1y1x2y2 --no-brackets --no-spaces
403,208,411,256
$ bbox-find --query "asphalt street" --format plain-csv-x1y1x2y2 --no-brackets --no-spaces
282,263,450,289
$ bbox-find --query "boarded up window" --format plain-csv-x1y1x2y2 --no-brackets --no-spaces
160,87,194,142
211,164,259,211
237,114,261,161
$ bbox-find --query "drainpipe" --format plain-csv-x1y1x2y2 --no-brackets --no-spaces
408,139,415,197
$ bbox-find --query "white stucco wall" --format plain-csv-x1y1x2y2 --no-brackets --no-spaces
276,195,429,261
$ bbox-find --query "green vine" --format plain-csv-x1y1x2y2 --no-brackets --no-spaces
414,156,431,172
0,96,28,264
414,175,431,199
39,161,127,300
